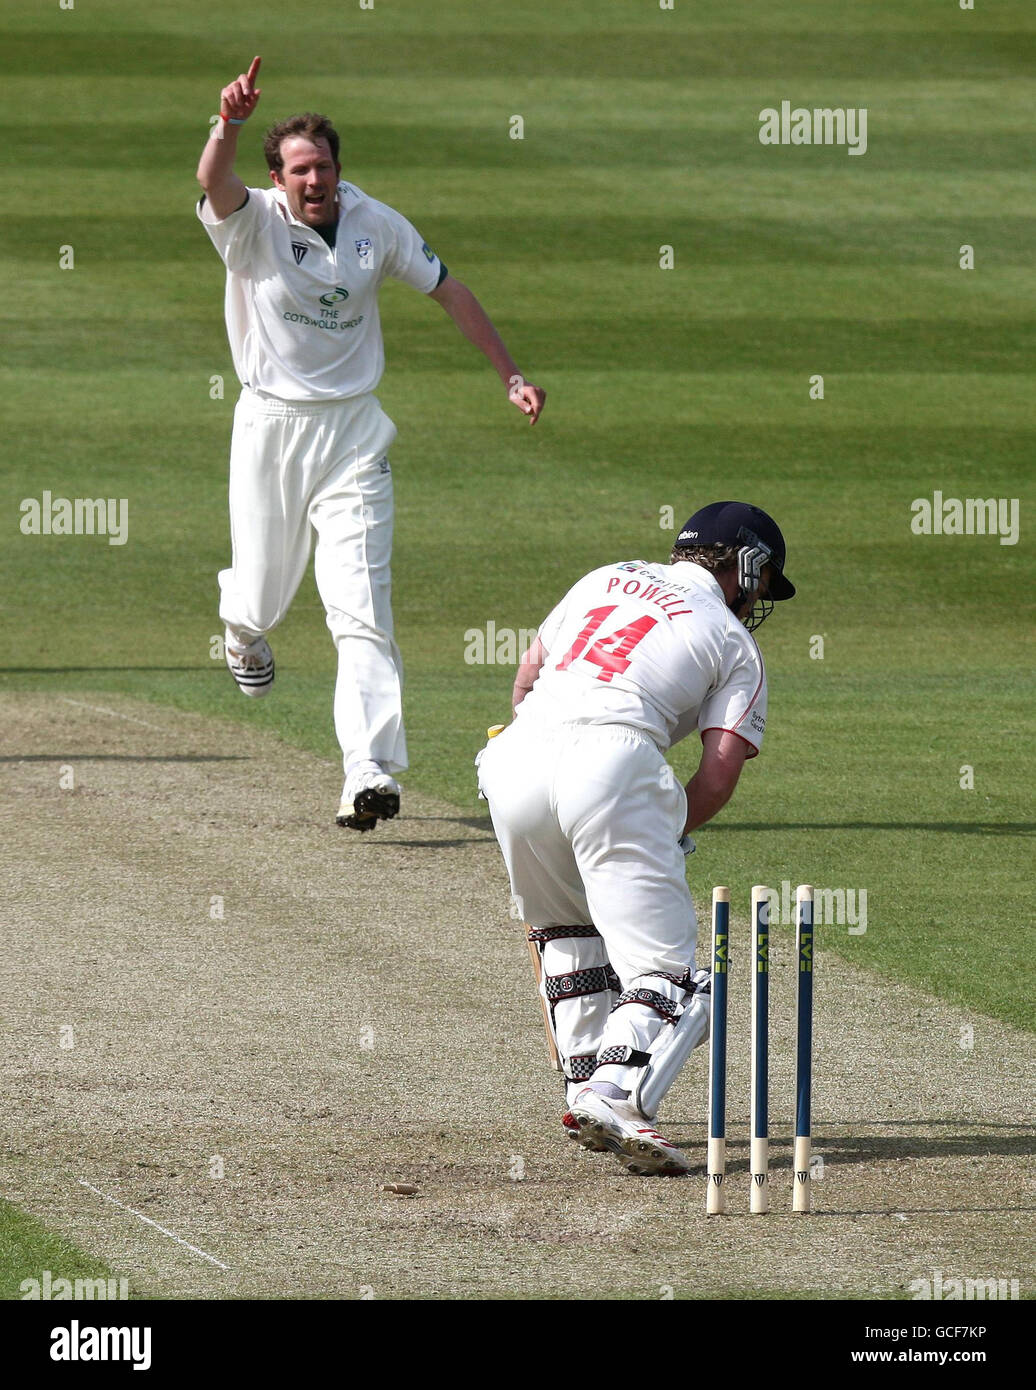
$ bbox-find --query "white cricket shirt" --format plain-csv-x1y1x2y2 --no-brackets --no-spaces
517,561,767,755
198,181,444,401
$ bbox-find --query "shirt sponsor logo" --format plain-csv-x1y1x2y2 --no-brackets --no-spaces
421,241,436,262
319,287,350,306
291,242,308,265
282,311,365,331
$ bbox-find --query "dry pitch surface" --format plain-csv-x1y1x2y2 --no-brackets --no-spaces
2,692,1032,1300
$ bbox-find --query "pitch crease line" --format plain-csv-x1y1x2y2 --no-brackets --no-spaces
77,1180,230,1270
59,698,173,733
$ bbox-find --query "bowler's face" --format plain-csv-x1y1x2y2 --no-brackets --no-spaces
271,136,340,226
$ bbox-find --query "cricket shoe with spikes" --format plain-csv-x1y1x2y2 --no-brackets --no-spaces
225,636,274,697
336,761,401,831
562,1111,607,1150
568,1087,689,1176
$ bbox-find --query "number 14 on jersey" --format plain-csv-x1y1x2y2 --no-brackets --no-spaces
556,605,658,683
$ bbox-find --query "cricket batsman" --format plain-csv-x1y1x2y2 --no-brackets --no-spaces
196,57,545,829
477,502,796,1174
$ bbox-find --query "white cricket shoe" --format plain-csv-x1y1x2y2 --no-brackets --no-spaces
336,761,401,831
225,636,274,697
568,1087,689,1176
562,1110,608,1150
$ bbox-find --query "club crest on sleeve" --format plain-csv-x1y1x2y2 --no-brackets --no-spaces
421,241,436,262
291,242,308,265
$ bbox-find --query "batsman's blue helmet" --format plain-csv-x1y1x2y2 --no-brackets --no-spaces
675,501,795,600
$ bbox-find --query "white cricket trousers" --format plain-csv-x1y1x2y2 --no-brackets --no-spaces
219,387,405,773
479,718,699,1091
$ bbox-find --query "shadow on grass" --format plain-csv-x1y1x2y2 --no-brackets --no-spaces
715,822,1035,836
0,754,245,763
674,1124,1036,1172
364,815,497,846
0,666,208,673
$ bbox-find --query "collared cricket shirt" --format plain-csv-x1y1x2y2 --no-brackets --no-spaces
198,180,445,400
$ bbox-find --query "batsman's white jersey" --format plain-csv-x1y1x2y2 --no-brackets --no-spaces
518,558,766,751
198,181,445,773
478,559,767,1112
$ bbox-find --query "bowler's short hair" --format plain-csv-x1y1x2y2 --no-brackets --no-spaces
264,113,340,173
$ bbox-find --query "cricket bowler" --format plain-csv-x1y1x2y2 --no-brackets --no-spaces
196,57,545,829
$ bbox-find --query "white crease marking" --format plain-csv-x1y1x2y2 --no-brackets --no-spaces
58,698,172,734
77,1179,230,1270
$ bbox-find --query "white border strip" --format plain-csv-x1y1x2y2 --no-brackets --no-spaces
77,1180,230,1270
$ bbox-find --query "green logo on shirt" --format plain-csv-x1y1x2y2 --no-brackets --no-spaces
319,287,350,306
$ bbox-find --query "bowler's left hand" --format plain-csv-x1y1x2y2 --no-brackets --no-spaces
509,377,546,424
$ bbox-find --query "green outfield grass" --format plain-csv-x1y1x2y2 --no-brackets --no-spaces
0,1199,133,1301
2,0,1032,1071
